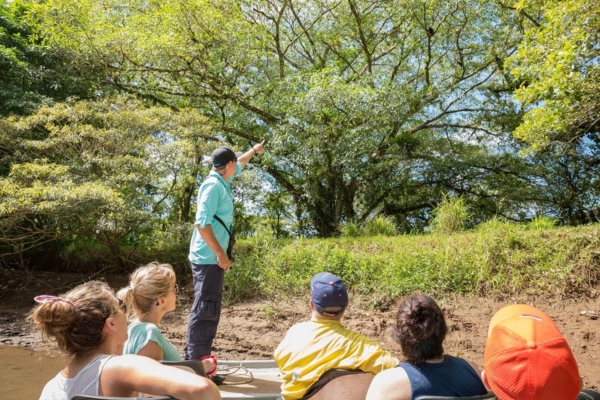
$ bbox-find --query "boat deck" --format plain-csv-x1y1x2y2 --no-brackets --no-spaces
218,360,282,399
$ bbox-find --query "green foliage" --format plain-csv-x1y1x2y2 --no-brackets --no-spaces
230,171,265,238
340,221,361,238
226,223,600,303
26,0,535,236
338,216,397,237
0,1,97,117
264,189,294,239
525,143,600,225
256,304,281,327
527,216,557,230
431,196,471,234
2,0,600,273
475,217,517,233
0,96,213,270
363,216,398,237
509,0,600,150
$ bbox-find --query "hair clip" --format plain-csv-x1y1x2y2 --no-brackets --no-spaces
34,295,77,309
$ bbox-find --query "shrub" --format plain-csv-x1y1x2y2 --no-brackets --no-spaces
431,195,470,234
340,221,361,237
363,216,397,236
527,216,558,230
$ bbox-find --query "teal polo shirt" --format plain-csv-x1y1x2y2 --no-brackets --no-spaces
188,163,242,265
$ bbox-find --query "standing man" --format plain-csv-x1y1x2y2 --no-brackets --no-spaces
185,141,265,366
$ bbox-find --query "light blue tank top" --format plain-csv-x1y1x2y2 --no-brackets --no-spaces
123,321,181,361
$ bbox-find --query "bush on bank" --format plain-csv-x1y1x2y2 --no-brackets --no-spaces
225,223,600,303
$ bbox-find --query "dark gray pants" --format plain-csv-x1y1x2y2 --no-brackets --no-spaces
184,263,224,360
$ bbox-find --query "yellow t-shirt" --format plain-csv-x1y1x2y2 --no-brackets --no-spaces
274,316,399,399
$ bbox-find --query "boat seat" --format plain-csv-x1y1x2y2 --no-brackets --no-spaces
309,371,374,400
415,392,496,400
578,390,600,400
160,359,206,377
71,397,171,400
70,360,206,400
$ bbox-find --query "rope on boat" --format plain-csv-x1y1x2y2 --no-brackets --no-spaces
218,363,255,385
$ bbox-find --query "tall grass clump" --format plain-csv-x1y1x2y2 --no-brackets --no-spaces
339,216,397,237
363,216,397,236
431,196,470,234
527,216,557,230
340,221,361,237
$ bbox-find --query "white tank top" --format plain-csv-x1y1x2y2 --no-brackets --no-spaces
39,355,113,400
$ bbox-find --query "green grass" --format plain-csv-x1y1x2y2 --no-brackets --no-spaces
15,220,598,306
226,223,600,304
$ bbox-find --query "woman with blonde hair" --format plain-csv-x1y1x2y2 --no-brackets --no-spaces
118,262,217,376
33,281,220,400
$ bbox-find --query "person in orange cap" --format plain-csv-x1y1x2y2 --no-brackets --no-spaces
482,304,599,400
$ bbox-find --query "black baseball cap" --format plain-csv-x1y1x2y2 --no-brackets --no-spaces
211,146,242,168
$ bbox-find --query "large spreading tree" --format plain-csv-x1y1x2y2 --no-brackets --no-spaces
26,0,540,235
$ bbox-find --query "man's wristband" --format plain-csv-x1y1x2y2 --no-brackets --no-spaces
251,147,257,154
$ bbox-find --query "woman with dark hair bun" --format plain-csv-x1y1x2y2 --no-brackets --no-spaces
366,294,487,400
33,281,221,400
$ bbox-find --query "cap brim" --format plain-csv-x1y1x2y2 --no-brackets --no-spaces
234,151,243,158
314,304,347,316
488,304,548,336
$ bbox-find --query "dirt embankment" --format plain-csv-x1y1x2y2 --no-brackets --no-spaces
1,271,599,390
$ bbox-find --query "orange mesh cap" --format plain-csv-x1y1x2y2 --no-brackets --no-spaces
484,304,580,400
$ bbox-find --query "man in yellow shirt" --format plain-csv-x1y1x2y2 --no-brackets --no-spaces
274,272,399,400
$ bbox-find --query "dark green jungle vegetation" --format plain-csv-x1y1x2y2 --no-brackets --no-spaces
1,0,599,298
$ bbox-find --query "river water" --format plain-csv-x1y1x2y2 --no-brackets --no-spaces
0,344,283,399
0,344,66,399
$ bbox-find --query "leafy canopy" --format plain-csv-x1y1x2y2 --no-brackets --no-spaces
27,0,532,235
509,0,600,150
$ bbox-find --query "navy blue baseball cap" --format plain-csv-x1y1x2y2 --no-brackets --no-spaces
311,272,348,316
211,146,242,168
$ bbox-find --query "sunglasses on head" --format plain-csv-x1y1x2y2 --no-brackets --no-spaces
170,283,179,295
108,298,127,318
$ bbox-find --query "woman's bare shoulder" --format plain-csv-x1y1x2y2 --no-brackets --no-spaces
366,367,411,400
